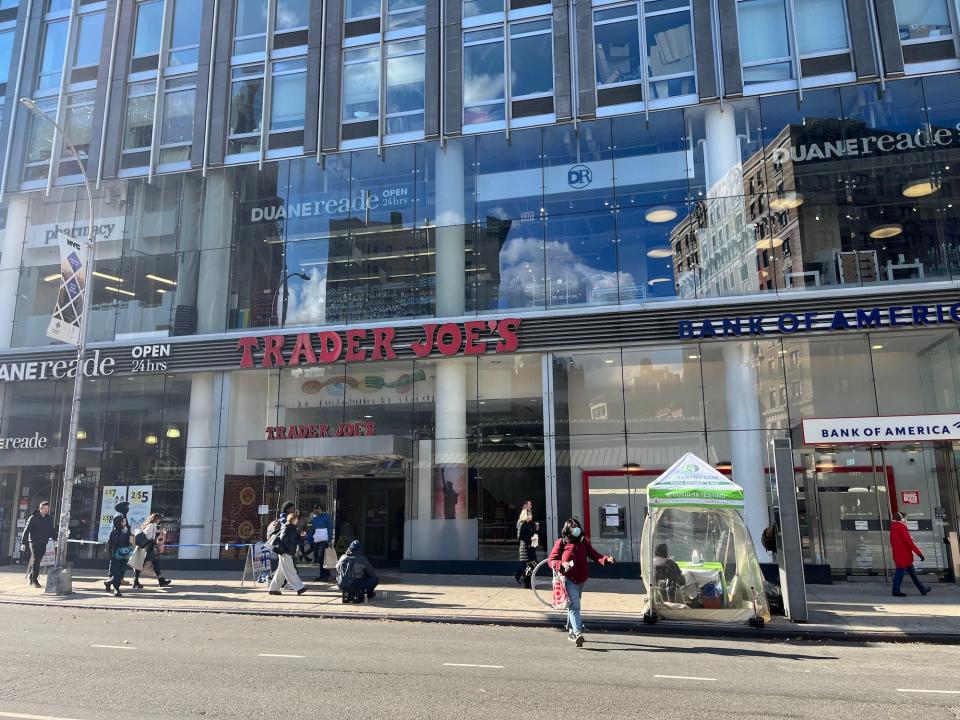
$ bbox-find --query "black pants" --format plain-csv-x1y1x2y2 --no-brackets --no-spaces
28,545,44,583
108,558,127,591
134,557,162,582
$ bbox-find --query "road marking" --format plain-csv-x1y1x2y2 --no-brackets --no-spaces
897,689,960,695
258,653,306,659
443,663,505,669
655,674,718,682
0,712,92,720
89,644,136,650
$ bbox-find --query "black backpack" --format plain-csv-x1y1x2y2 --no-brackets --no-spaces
337,555,357,589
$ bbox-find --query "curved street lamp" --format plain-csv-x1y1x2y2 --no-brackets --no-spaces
20,97,96,595
272,271,310,328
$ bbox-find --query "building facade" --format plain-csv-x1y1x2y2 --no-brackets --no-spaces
0,0,959,581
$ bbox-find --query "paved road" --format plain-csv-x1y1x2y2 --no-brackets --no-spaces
0,605,957,720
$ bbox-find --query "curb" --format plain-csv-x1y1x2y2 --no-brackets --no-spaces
2,596,958,645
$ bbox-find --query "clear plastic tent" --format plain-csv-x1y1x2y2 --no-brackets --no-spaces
641,453,770,624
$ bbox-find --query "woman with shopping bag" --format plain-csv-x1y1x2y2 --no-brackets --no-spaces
548,518,614,648
129,512,172,589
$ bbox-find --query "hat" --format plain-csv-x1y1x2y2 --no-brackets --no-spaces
348,540,361,554
114,501,129,515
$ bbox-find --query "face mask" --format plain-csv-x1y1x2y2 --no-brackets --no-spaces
570,526,582,538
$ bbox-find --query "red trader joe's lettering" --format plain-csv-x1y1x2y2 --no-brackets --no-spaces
236,319,521,369
265,422,376,439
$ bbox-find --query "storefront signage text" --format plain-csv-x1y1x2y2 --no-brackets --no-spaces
679,302,960,340
236,318,521,369
130,343,170,373
265,422,376,439
244,187,410,225
0,349,116,383
775,123,960,165
802,414,960,445
0,432,48,450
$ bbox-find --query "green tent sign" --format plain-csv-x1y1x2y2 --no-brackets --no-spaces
647,453,745,508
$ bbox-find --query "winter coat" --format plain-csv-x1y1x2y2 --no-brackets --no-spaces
548,537,608,585
336,547,378,583
890,520,922,569
517,520,538,562
275,522,300,556
129,523,160,571
107,521,132,561
21,511,55,550
310,513,333,543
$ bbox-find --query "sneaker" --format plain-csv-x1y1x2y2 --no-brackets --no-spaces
113,590,123,598
132,581,144,589
269,590,281,596
892,591,907,597
567,632,577,643
921,586,932,596
103,581,112,593
296,588,307,596
575,633,585,648
31,581,41,589
158,578,172,587
367,591,376,600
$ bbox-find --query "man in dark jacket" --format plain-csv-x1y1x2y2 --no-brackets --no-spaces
336,540,379,601
20,501,55,588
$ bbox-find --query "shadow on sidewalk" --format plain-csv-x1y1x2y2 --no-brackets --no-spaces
581,640,839,661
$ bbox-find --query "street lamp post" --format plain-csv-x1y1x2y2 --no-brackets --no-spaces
272,271,310,328
20,98,96,595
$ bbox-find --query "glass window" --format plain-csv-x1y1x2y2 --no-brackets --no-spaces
72,11,104,68
544,211,617,308
510,19,552,99
46,0,69,12
385,39,425,135
0,28,14,85
594,5,641,87
463,0,502,19
228,64,264,153
132,0,163,59
0,0,19,8
893,0,952,41
276,0,309,31
270,59,306,131
623,347,704,433
346,0,380,21
794,0,849,55
388,0,426,31
159,75,195,163
737,0,792,84
37,19,68,91
63,90,95,156
645,2,694,98
463,28,505,125
342,46,380,123
169,0,201,66
123,81,157,152
234,0,268,54
25,98,57,165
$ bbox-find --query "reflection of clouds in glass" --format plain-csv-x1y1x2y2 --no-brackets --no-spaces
464,72,505,105
498,235,637,306
285,267,327,325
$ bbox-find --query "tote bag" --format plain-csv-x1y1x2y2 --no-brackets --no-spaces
322,546,338,569
552,572,570,610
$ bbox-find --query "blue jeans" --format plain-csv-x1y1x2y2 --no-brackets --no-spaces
893,565,928,594
565,579,583,635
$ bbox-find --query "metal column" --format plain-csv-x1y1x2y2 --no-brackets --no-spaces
771,437,809,622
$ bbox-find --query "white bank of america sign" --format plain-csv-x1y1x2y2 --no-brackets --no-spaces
802,414,960,445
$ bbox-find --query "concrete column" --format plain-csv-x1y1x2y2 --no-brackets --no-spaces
705,104,769,554
179,372,223,559
196,172,233,334
0,195,31,348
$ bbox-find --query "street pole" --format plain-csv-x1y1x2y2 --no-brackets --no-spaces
21,98,96,595
271,271,310,329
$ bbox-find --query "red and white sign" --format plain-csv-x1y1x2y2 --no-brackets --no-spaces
901,490,921,505
265,421,376,440
236,318,520,369
802,413,960,445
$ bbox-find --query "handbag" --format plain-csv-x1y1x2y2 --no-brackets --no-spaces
551,571,570,610
322,546,338,569
134,531,148,548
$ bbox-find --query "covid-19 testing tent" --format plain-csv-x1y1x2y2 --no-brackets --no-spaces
642,453,770,625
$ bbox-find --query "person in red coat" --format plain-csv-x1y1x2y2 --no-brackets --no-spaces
890,512,931,597
548,518,615,647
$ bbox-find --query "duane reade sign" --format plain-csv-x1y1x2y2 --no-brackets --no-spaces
802,414,960,444
0,432,48,450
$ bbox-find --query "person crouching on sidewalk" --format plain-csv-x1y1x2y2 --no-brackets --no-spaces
890,512,931,597
269,512,307,596
548,518,614,648
104,516,132,597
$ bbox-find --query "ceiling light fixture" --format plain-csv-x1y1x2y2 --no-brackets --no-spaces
646,246,673,259
902,179,940,198
146,274,177,286
92,271,123,283
645,206,678,224
769,192,804,211
871,344,884,350
43,273,61,282
76,430,87,440
156,288,167,294
647,277,671,286
623,462,642,472
165,426,181,439
488,434,505,444
144,433,158,445
869,223,903,239
104,286,135,297
756,237,784,250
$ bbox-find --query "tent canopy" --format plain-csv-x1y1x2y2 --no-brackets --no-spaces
646,452,744,509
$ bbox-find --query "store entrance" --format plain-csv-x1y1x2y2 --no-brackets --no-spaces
795,443,956,582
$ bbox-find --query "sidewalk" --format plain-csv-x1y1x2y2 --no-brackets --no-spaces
1,566,957,643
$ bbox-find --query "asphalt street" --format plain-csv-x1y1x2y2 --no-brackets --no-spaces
0,605,957,720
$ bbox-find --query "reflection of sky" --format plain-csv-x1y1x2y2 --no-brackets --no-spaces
284,238,331,325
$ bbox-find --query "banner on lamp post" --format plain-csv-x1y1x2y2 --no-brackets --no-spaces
45,231,86,345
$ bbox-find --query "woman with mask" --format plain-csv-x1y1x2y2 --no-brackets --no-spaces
129,512,172,589
547,518,615,647
104,516,132,597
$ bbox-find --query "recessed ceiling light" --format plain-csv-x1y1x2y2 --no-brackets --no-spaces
646,246,673,259
146,274,177,286
603,359,615,364
688,354,699,360
647,277,671,286
104,286,135,297
92,271,122,282
769,192,804,210
645,206,678,223
871,344,884,350
902,179,940,198
869,223,903,239
43,273,61,282
756,237,784,250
